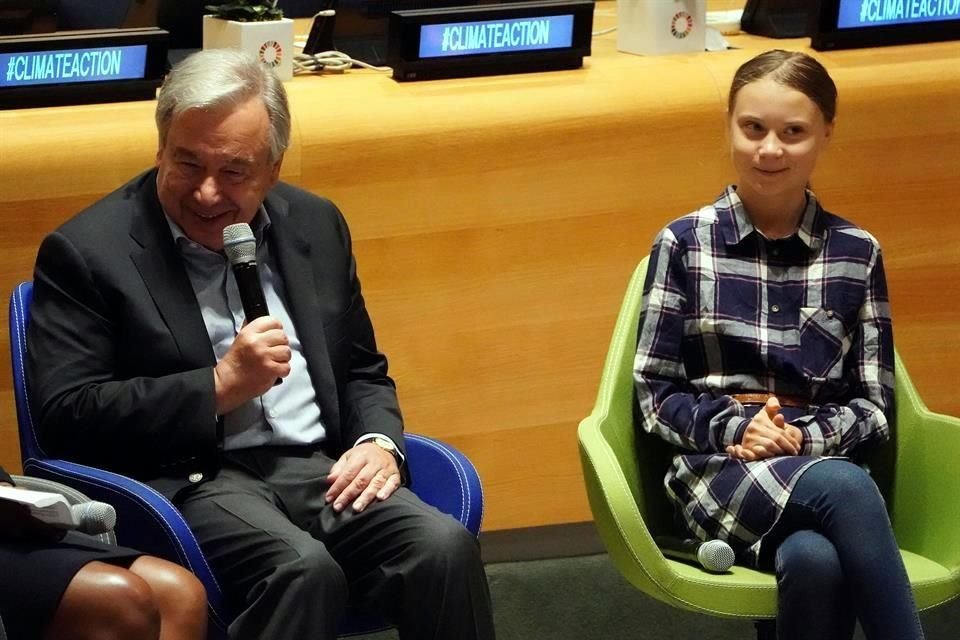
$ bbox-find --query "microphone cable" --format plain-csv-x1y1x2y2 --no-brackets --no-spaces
293,8,391,75
293,49,391,75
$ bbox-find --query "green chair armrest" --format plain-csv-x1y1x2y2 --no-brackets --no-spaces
579,412,675,601
890,353,960,570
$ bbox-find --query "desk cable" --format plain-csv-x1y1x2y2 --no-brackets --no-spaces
293,49,391,75
293,9,391,75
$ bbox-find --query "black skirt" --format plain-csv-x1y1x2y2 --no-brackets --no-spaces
0,532,143,639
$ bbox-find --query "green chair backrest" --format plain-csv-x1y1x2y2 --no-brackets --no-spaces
589,257,675,536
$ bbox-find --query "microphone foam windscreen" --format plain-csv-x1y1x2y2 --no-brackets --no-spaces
222,223,257,265
70,501,117,534
697,539,736,573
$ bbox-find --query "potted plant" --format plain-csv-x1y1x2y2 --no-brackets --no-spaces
202,1,295,80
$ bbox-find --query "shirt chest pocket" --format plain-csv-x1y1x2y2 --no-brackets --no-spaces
798,306,851,381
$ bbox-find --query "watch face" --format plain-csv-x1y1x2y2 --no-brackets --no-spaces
374,437,397,452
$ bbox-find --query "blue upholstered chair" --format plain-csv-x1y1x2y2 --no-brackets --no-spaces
10,281,484,639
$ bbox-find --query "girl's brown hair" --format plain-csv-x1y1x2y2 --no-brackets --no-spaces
729,50,838,123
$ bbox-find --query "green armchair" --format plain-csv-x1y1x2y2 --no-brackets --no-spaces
577,257,960,627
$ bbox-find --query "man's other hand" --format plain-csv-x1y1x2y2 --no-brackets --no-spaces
326,442,401,513
214,315,291,415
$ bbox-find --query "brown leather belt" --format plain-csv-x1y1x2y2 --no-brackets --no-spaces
730,393,809,409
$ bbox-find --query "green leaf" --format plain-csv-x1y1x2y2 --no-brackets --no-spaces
205,1,283,22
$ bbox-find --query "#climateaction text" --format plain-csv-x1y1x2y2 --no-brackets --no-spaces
856,0,960,24
1,46,147,87
8,50,122,82
441,19,552,53
419,15,574,58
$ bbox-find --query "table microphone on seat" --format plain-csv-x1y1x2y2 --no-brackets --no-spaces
70,501,117,535
654,536,736,573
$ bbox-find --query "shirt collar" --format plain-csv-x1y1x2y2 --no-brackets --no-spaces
717,185,824,252
163,205,273,254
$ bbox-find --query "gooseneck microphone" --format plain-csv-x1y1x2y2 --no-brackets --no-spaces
69,501,117,535
654,536,736,573
222,223,269,321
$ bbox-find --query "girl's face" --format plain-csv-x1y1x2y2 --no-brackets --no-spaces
729,77,833,207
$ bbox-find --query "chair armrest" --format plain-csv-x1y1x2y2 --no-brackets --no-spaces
889,351,960,570
22,437,483,639
578,412,676,601
890,407,960,570
23,458,232,637
342,432,487,638
576,258,677,601
404,433,483,536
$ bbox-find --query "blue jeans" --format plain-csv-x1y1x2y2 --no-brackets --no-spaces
758,459,924,640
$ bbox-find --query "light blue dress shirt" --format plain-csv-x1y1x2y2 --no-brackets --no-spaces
167,207,325,450
165,206,402,460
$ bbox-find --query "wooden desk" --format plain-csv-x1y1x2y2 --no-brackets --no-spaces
1,4,958,531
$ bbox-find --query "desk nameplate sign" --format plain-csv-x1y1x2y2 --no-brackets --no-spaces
387,0,594,81
0,28,168,109
812,0,960,49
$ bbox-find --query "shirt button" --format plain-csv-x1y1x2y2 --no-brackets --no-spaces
188,472,204,484
771,304,780,313
771,248,779,256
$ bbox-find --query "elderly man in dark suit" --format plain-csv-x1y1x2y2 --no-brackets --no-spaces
27,48,495,640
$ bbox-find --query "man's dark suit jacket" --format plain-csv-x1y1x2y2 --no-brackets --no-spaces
27,169,405,498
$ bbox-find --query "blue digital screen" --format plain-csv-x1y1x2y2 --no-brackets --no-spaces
0,45,148,88
419,14,574,58
838,0,960,28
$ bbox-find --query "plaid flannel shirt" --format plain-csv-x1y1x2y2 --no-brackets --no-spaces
634,186,894,565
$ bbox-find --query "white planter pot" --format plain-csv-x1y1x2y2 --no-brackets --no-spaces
616,0,706,56
202,15,295,81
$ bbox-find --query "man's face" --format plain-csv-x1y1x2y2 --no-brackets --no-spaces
156,96,282,251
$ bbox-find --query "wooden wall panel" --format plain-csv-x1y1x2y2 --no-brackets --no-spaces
0,9,957,530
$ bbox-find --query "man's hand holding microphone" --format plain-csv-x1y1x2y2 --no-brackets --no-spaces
214,223,292,415
213,316,292,415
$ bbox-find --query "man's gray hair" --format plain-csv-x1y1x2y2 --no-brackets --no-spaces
156,49,291,164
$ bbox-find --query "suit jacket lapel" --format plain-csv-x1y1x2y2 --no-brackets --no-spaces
265,192,342,442
128,172,217,369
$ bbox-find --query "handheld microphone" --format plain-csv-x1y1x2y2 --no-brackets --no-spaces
69,501,117,535
222,223,269,321
222,222,281,386
654,536,736,573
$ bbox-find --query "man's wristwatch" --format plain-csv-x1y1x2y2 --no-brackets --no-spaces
369,436,402,467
